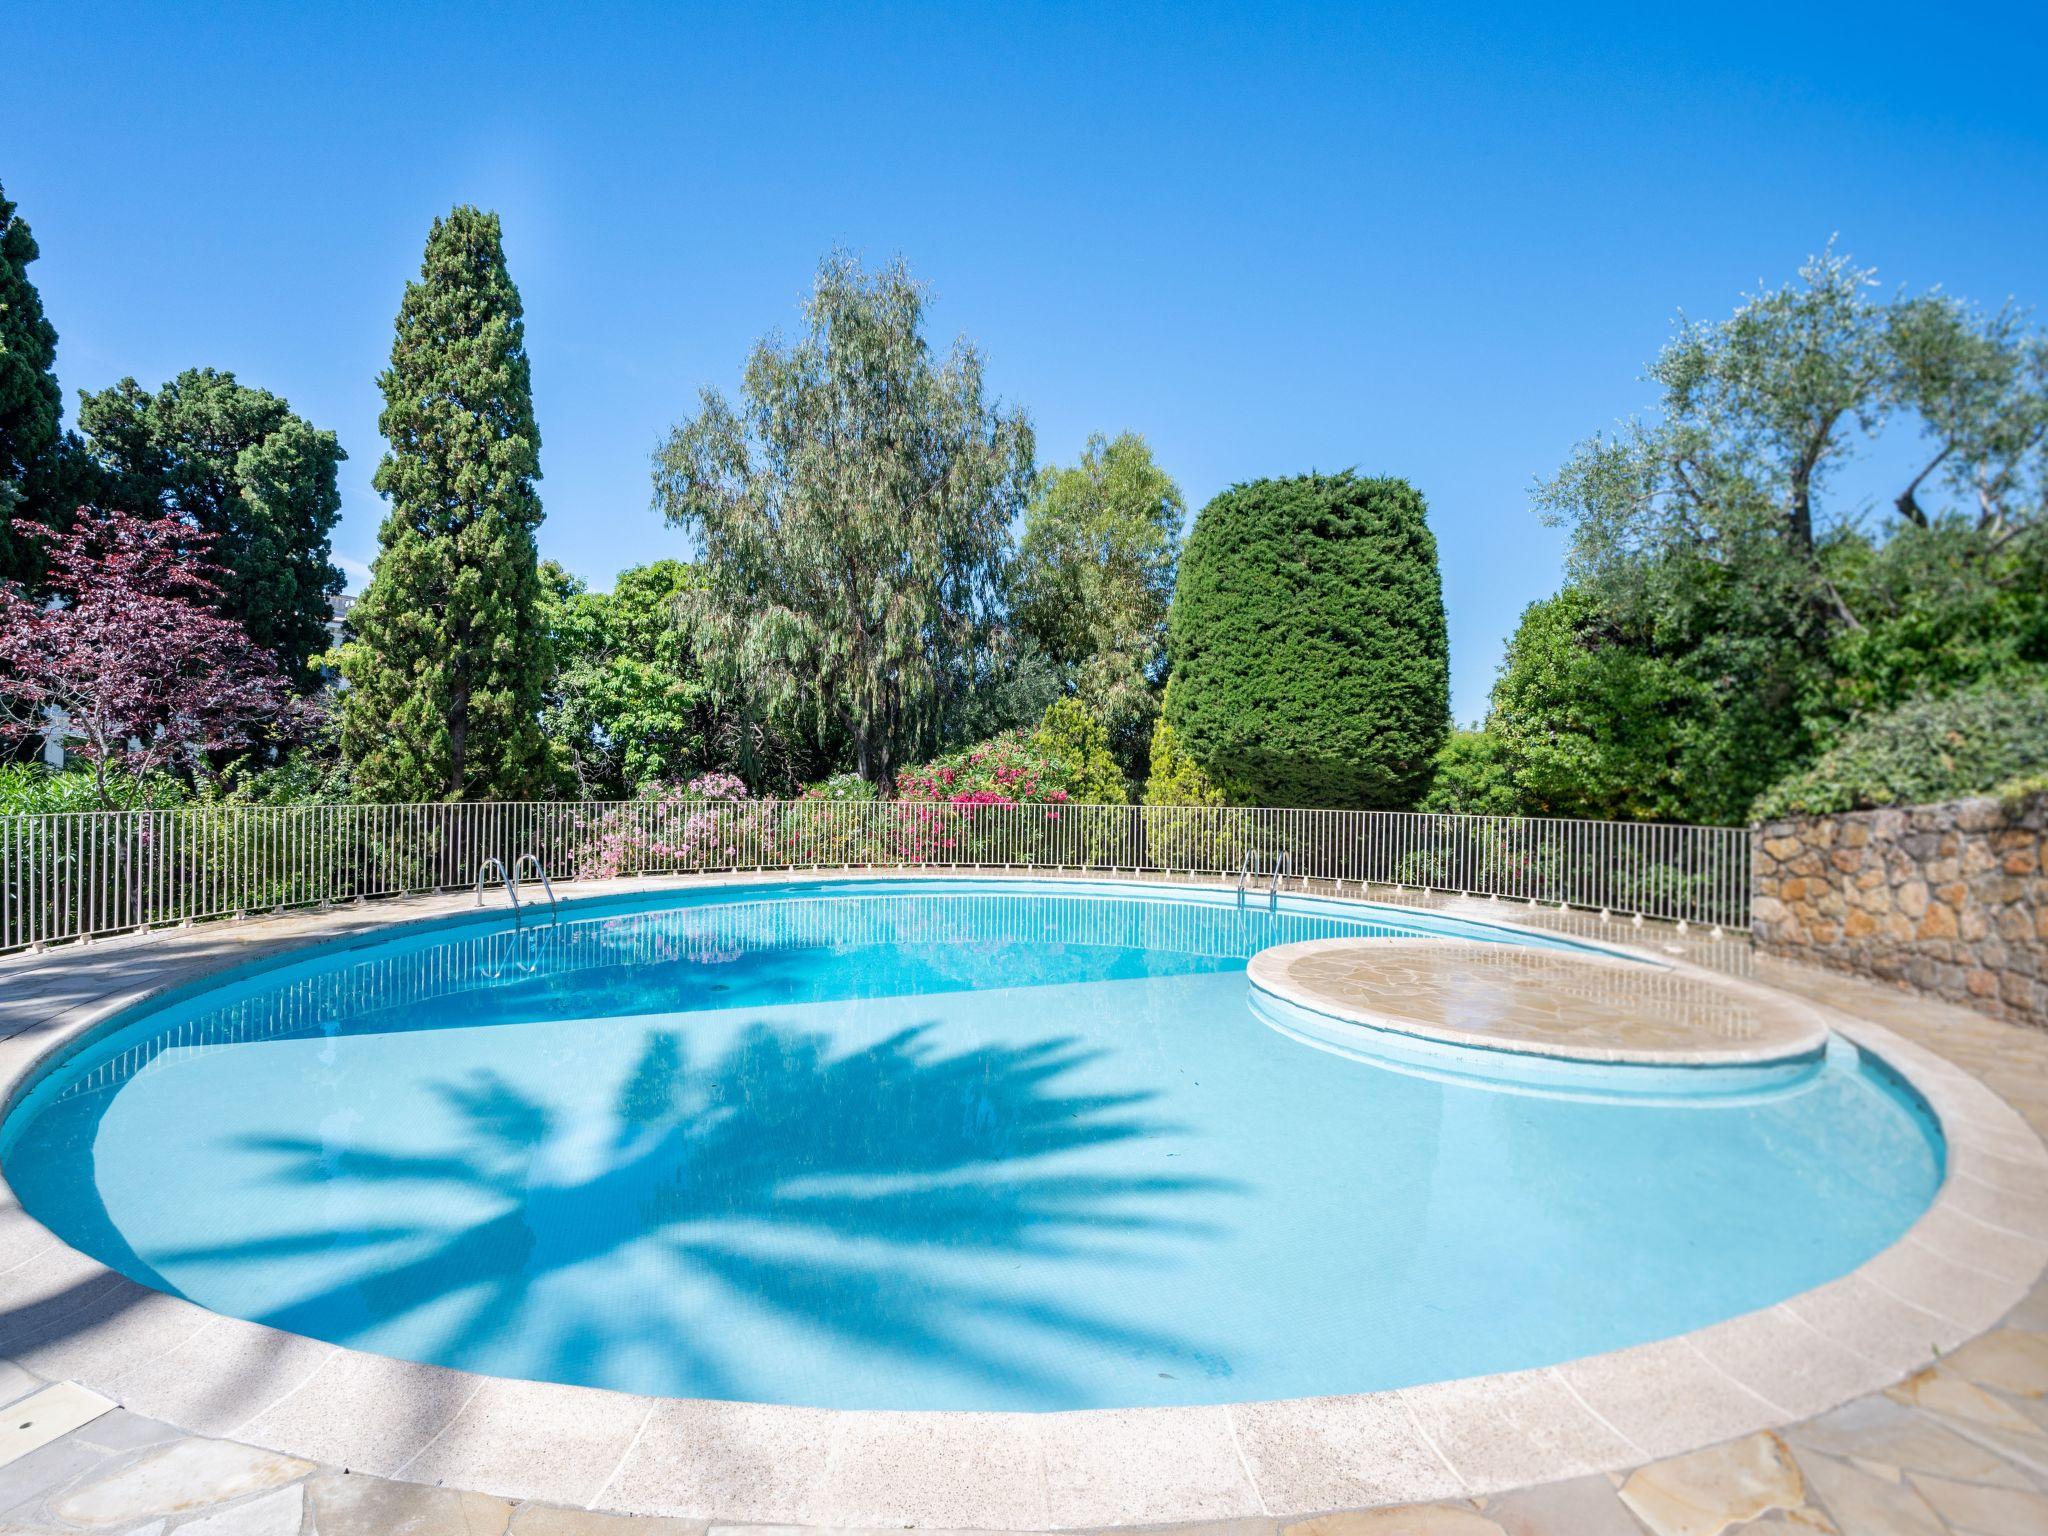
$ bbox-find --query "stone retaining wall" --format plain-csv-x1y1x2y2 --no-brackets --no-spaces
1751,793,2047,1029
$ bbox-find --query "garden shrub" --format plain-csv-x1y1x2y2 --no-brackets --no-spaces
800,772,879,801
0,763,184,814
1752,673,2048,820
1415,730,1519,816
1142,705,1225,808
1166,472,1448,809
1030,698,1127,805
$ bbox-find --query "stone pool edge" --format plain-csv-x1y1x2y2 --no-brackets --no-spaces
0,869,2037,1529
1245,935,1833,1067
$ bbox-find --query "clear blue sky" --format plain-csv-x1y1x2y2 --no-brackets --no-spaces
12,2,2047,721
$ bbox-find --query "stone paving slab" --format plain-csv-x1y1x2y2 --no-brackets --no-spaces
0,872,2046,1531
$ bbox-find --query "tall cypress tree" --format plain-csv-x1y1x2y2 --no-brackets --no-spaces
337,207,553,801
0,179,68,588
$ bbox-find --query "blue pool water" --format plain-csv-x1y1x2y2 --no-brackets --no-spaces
1,880,1942,1410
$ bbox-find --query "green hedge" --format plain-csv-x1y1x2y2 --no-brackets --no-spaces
1753,672,2048,820
1165,472,1448,808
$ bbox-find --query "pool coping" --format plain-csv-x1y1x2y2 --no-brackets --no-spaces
0,867,2041,1528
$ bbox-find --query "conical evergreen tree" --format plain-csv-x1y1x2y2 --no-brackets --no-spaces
337,207,553,800
0,180,68,588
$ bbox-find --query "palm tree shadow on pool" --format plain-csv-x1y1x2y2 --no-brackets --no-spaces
161,1020,1242,1405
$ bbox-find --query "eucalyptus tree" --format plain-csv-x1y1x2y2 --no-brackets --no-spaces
336,207,554,801
653,253,1034,791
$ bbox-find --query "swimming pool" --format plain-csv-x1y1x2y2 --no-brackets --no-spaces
0,878,1943,1412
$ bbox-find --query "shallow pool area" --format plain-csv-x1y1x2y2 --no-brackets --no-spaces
0,879,1944,1412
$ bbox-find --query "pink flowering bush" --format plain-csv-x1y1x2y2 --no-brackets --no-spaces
574,771,772,878
895,730,1074,806
888,731,1087,863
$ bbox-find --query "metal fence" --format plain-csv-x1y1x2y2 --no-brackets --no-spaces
0,799,1752,953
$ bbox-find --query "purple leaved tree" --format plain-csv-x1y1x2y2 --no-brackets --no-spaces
0,508,302,807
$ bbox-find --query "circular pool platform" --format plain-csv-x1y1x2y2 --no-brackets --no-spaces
1248,936,1830,1066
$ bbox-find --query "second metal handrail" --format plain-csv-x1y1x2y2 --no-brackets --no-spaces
511,853,559,925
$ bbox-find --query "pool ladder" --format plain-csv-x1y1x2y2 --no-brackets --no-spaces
1236,849,1293,913
475,854,560,930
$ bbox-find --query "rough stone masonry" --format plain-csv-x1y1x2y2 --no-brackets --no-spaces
1752,792,2048,1030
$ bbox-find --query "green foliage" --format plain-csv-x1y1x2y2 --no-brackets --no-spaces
1753,673,2048,820
654,252,1033,791
0,180,69,588
938,641,1066,752
78,368,346,680
1141,705,1225,808
1030,698,1127,805
1166,472,1449,809
1998,771,2048,809
1484,591,1736,821
0,762,184,814
201,743,352,805
1415,729,1519,816
540,559,725,798
1014,432,1182,782
336,207,554,802
801,771,879,802
1529,248,2048,824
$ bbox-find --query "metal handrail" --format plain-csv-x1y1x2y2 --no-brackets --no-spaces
475,856,522,929
510,853,558,924
1268,849,1293,913
1236,850,1255,909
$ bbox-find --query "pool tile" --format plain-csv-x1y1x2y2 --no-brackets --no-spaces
1683,1305,1895,1419
1862,1237,2029,1331
110,1317,336,1438
1396,1371,1639,1493
6,1282,213,1388
1779,1273,1960,1372
1947,1174,2048,1242
1908,1204,2048,1285
395,1376,656,1508
1552,1336,1778,1461
819,1411,1050,1529
599,1399,841,1523
1039,1406,1257,1525
1227,1393,1460,1514
235,1347,481,1478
